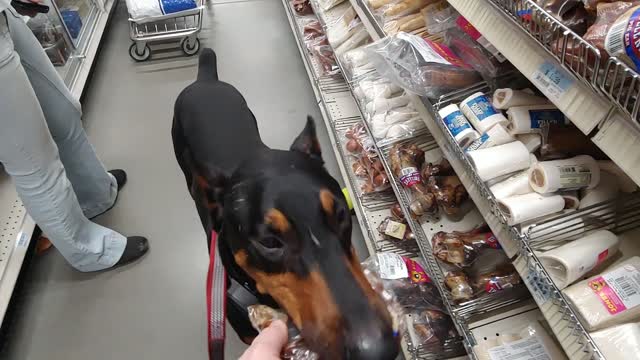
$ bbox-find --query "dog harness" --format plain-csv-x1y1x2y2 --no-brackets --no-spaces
207,231,227,359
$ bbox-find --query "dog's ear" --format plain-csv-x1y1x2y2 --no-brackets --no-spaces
290,116,322,161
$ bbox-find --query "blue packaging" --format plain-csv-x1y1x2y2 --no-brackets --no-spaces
528,109,567,128
442,110,472,137
465,94,499,122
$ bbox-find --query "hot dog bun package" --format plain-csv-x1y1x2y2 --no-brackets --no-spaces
365,32,480,98
564,257,640,331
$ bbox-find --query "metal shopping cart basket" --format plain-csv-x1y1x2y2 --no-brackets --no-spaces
128,0,204,61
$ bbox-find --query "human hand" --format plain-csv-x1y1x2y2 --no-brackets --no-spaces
239,320,288,360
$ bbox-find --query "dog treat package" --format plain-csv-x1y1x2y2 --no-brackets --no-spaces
340,46,376,81
310,43,340,76
472,321,567,360
445,263,521,303
248,305,319,360
427,175,468,217
315,0,346,11
364,32,481,98
377,216,417,251
362,253,462,351
292,0,314,16
342,122,391,195
422,1,458,35
443,27,509,82
302,19,324,43
431,227,501,268
564,256,640,331
388,142,440,218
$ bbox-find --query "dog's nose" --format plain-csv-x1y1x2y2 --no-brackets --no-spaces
345,329,399,360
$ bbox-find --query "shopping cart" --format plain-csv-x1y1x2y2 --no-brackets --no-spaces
128,0,205,62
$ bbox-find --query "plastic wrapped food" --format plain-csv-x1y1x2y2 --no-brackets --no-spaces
408,309,458,350
292,0,314,15
302,19,324,41
605,5,640,70
325,6,358,47
420,158,453,179
431,228,501,267
473,321,567,360
316,0,345,11
341,47,376,80
377,216,416,252
389,143,439,217
427,175,468,216
564,256,640,331
444,27,504,81
445,271,474,302
381,0,434,18
311,43,340,75
422,0,458,35
537,0,590,35
248,305,319,360
362,253,447,312
365,32,481,98
343,123,390,194
584,2,636,59
591,323,640,359
391,202,405,220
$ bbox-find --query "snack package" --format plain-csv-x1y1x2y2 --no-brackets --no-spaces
420,158,454,179
473,321,567,360
407,308,459,350
311,43,340,76
377,216,416,249
340,47,376,80
343,123,390,194
292,0,314,15
445,263,521,303
605,5,640,70
537,0,590,35
365,32,481,98
564,256,640,331
368,104,425,145
248,305,319,360
427,175,468,216
584,2,637,59
388,143,439,217
591,323,640,359
444,27,504,81
316,0,346,11
431,228,501,268
302,19,324,42
325,6,358,47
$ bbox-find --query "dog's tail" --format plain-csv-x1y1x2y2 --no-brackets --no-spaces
198,48,218,82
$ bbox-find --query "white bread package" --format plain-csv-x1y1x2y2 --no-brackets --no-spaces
564,256,640,331
591,323,640,359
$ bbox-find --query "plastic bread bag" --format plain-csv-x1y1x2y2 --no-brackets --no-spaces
325,5,358,47
473,321,567,360
564,256,640,331
365,32,481,98
591,322,640,359
444,27,502,81
292,0,314,16
315,0,345,11
431,227,502,268
248,305,319,360
340,47,376,81
406,308,459,350
362,253,447,312
343,123,390,194
422,0,458,35
334,25,371,57
388,142,440,217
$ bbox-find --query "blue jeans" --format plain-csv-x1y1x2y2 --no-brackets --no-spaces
0,11,126,271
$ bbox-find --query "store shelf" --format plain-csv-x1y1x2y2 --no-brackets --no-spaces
56,0,117,100
447,0,640,190
0,172,36,326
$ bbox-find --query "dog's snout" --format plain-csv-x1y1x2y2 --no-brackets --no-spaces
345,327,399,360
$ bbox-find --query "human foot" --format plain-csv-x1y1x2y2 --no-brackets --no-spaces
113,236,149,267
108,169,127,190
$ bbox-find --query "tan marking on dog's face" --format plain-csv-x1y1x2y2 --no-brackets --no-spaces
264,208,290,233
319,189,334,216
233,249,342,353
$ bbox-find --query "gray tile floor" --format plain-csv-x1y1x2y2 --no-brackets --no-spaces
3,0,367,359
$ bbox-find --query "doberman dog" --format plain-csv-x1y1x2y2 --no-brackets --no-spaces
172,48,399,359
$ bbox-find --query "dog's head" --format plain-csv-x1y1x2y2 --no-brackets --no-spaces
203,117,398,359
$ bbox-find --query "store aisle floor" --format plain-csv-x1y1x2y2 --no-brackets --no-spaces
3,0,366,359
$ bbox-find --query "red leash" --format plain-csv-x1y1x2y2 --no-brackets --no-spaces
207,231,227,359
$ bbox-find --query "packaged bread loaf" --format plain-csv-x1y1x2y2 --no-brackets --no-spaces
564,256,640,331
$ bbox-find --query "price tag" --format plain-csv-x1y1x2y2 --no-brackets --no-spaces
525,271,551,305
16,232,28,248
384,220,407,240
531,60,574,102
377,253,409,280
488,336,551,360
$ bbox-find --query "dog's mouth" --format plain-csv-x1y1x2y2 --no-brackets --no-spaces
236,248,400,359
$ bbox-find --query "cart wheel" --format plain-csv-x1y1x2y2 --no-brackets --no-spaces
181,38,200,56
129,43,151,62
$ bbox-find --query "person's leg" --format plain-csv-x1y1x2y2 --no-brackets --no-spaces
6,11,117,219
0,14,125,272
